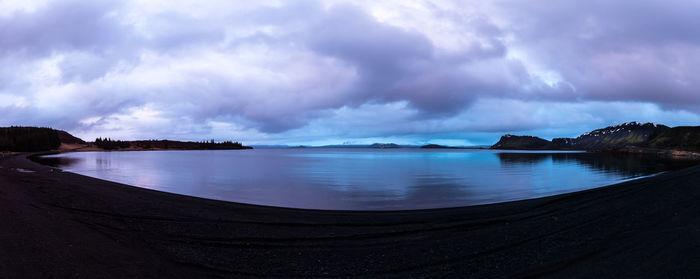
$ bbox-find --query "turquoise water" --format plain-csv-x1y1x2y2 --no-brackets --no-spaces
41,149,696,210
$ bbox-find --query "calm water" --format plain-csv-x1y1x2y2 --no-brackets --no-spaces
40,149,697,210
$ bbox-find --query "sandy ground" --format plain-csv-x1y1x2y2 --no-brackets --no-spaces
2,153,700,278
56,143,101,152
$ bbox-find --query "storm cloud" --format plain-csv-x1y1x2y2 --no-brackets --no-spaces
1,0,699,145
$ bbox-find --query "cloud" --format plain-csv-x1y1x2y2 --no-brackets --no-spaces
0,0,137,62
1,0,700,144
499,0,700,110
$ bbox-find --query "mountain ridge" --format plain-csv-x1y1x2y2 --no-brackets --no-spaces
491,122,697,151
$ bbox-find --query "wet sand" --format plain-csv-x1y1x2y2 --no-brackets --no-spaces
2,153,700,278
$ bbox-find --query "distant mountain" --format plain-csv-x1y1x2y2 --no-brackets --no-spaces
645,126,700,151
370,143,401,148
318,144,374,148
420,144,487,149
250,145,297,149
492,122,673,150
316,143,405,148
420,144,452,149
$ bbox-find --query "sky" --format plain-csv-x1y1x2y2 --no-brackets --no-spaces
2,0,700,146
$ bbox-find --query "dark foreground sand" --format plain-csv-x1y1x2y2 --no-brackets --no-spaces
2,154,700,278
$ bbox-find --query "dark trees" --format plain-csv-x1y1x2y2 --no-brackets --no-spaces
0,127,62,152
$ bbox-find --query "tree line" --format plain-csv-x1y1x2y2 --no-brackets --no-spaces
94,138,251,150
0,127,61,152
94,138,131,150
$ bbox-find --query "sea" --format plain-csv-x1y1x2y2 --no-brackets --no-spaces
39,148,697,210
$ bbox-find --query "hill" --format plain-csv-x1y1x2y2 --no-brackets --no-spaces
569,122,669,149
491,135,553,150
645,126,700,151
57,130,86,144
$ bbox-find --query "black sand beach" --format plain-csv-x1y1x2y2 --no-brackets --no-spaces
2,153,700,278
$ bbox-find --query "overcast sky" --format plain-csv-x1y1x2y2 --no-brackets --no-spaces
2,0,700,145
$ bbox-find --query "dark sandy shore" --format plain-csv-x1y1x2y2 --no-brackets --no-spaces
2,154,700,278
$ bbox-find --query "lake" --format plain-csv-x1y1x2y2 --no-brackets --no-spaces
39,148,697,210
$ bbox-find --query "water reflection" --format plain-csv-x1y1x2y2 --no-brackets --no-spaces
31,155,82,167
96,157,111,168
497,153,551,165
497,152,696,177
319,176,474,210
39,149,699,210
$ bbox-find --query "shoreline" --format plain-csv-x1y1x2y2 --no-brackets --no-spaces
3,154,700,277
610,146,700,159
